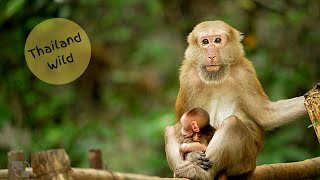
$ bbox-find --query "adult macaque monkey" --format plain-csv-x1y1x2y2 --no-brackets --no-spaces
164,20,312,179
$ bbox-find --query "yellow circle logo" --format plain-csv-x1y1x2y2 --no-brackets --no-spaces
24,18,91,85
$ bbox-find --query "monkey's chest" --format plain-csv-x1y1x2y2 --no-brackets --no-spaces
207,96,238,128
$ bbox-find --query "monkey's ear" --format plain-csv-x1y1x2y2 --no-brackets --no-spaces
191,121,200,132
238,31,245,41
187,32,197,45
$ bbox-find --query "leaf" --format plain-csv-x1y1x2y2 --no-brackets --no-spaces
5,0,25,18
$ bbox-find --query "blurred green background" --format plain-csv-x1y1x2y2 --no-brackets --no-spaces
0,0,319,177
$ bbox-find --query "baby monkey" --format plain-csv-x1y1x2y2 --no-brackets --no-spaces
179,107,215,160
180,107,227,180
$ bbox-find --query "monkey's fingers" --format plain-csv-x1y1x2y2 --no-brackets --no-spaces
186,151,212,170
198,151,207,158
197,152,212,170
186,151,203,160
196,153,209,162
196,159,212,170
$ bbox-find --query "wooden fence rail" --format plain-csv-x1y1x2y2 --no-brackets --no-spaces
0,149,184,180
0,149,319,180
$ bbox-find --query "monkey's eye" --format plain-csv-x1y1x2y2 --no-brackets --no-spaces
202,39,209,45
214,37,222,43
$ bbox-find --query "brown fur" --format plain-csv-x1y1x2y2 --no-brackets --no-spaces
165,20,307,179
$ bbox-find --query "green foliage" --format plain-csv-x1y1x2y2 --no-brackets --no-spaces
258,122,311,164
5,0,25,18
0,0,319,177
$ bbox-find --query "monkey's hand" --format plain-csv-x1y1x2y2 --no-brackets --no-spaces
175,159,211,180
186,151,212,170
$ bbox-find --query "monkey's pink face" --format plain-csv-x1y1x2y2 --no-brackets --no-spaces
193,32,230,84
197,33,227,72
181,126,193,138
180,115,194,138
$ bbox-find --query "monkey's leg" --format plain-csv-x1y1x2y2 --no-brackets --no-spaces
205,115,260,178
164,124,183,172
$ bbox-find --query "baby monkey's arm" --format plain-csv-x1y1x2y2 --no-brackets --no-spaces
179,142,207,160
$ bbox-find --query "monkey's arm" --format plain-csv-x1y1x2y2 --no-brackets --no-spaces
264,96,306,129
265,83,320,129
164,124,183,172
181,142,207,152
238,70,307,130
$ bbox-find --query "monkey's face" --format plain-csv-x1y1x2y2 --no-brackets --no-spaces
185,21,244,84
197,33,227,72
196,33,229,84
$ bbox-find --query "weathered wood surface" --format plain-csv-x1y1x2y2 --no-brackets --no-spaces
31,149,73,180
7,151,27,180
304,83,320,143
88,149,103,169
0,168,186,180
1,157,320,179
248,156,320,180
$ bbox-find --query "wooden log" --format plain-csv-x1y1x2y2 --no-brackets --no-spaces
31,149,73,180
71,168,166,180
0,169,8,180
7,151,29,180
0,156,319,180
0,168,187,180
248,156,320,180
304,83,320,143
0,149,319,179
88,149,103,169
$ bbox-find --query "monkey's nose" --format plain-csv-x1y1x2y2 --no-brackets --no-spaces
208,56,215,59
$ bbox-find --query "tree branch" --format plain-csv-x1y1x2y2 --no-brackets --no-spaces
248,157,320,179
0,157,319,179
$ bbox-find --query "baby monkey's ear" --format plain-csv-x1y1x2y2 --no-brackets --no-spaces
191,121,200,133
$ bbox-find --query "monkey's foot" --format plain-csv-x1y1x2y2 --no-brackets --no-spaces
175,160,211,180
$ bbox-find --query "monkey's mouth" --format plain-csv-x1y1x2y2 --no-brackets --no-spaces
206,64,221,72
198,64,228,83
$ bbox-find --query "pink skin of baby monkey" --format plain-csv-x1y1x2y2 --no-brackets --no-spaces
179,112,210,160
